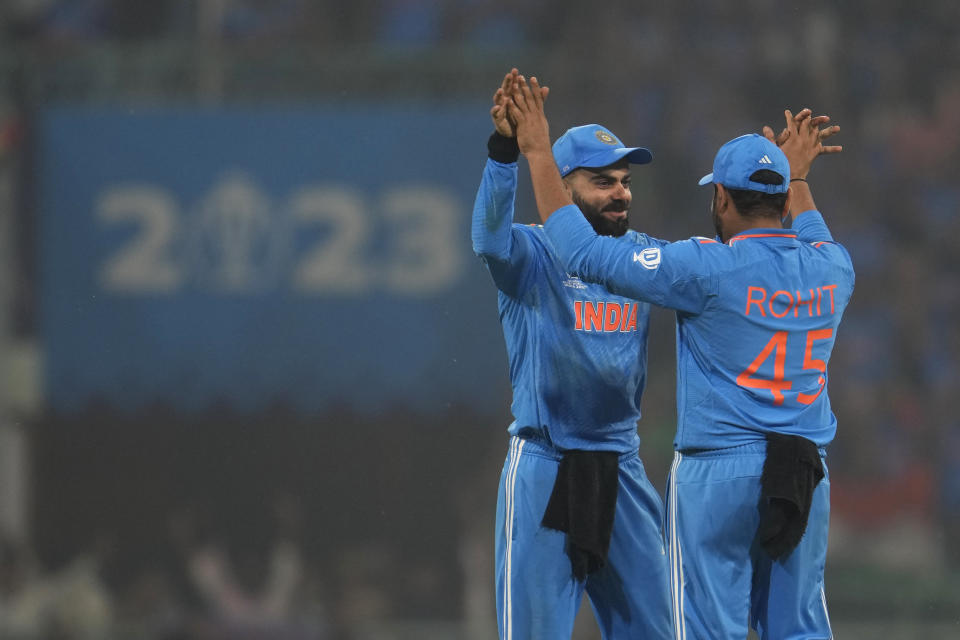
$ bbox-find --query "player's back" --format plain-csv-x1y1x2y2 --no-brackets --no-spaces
674,230,854,450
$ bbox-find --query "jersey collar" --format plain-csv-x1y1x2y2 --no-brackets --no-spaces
727,228,797,246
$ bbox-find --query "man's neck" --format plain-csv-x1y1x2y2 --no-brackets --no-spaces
723,216,783,242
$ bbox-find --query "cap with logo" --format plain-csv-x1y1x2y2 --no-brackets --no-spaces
552,124,653,177
697,133,790,194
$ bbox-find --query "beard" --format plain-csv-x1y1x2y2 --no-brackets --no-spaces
573,193,630,237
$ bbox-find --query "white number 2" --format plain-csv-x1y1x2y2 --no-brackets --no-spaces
96,185,182,293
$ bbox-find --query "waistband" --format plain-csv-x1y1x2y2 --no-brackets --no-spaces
679,440,827,458
512,435,639,463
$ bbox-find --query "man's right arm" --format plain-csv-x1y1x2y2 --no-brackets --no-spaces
471,132,521,261
472,69,554,297
470,132,542,298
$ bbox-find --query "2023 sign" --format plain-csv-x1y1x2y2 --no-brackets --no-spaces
95,172,464,297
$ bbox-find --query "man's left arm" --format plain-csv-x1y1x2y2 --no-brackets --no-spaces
505,74,572,224
764,108,841,244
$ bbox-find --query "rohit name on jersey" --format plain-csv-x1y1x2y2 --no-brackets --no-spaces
744,284,839,317
572,300,639,332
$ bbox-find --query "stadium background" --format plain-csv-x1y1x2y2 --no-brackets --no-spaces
0,1,958,638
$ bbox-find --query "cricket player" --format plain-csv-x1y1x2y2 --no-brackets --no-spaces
472,69,673,639
507,74,852,640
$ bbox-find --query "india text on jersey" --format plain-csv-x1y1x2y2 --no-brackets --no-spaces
573,301,639,332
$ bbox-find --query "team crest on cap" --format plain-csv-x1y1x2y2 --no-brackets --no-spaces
595,130,619,145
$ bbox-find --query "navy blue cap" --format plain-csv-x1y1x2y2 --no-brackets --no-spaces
552,124,652,177
698,134,790,194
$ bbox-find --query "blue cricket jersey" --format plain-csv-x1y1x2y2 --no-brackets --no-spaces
472,158,666,453
544,205,855,450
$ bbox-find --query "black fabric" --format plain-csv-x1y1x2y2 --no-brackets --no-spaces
487,131,520,164
757,432,825,560
541,450,620,580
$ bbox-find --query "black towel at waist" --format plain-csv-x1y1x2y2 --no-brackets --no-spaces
541,449,620,580
757,432,825,560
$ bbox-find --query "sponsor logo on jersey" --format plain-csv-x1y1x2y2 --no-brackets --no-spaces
563,276,587,289
633,247,661,269
573,300,639,332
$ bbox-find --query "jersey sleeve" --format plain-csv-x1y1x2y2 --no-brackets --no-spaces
791,209,833,243
628,230,671,249
544,205,717,314
793,209,855,276
471,157,540,297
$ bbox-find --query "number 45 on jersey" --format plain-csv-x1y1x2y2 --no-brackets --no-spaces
736,329,833,406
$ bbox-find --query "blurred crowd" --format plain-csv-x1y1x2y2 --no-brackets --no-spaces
0,400,492,640
0,408,482,640
1,0,959,636
0,501,329,640
3,0,550,46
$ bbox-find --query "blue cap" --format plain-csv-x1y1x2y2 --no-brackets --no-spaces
552,124,652,177
698,134,790,194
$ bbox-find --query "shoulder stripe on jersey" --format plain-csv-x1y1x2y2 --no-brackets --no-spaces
698,238,719,244
812,241,831,247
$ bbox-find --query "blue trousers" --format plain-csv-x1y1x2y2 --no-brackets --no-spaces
495,435,674,640
665,442,833,640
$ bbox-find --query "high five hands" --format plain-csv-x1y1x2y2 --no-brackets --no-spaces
763,109,841,180
499,71,570,222
492,68,549,138
504,73,553,163
497,69,841,183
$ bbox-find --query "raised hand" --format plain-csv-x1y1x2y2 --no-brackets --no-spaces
492,68,549,138
765,108,841,179
491,69,519,137
762,108,812,147
505,74,570,222
506,74,552,160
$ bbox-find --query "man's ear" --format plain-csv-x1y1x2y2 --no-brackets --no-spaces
782,186,793,221
715,184,729,214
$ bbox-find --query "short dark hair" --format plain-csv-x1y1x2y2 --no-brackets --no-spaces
724,169,787,219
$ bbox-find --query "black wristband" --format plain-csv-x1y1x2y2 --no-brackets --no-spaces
790,177,807,182
488,131,520,164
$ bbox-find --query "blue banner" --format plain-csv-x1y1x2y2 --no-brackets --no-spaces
39,105,510,415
